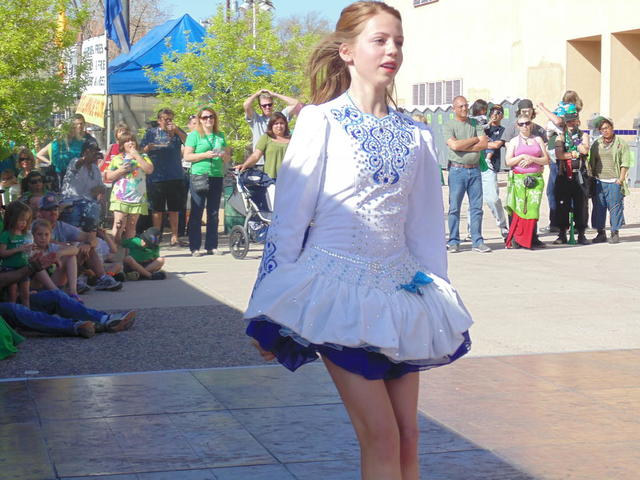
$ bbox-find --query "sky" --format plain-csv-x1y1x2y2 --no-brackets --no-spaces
161,0,354,26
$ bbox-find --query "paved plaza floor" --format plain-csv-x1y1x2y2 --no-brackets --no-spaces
1,182,639,479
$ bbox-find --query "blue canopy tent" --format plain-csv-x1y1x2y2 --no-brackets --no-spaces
108,14,206,95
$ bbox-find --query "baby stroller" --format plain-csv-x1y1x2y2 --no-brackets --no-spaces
227,168,275,259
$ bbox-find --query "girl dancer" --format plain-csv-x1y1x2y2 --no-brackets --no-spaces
245,3,472,478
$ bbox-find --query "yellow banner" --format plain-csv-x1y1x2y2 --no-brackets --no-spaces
76,94,106,127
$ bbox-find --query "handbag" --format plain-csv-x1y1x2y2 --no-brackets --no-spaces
190,173,209,194
523,175,538,189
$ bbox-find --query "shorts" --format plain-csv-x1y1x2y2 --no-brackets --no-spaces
110,200,148,215
148,179,184,212
124,259,154,272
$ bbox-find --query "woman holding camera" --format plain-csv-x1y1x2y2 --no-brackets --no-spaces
504,114,549,249
105,133,154,243
183,107,230,256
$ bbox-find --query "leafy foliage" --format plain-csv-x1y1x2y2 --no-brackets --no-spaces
0,0,89,149
150,7,328,162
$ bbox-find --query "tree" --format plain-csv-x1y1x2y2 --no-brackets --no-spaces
150,7,328,162
0,0,89,149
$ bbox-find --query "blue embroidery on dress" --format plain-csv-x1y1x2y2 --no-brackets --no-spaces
331,105,414,184
256,240,278,285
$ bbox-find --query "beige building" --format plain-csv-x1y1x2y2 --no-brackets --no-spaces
387,0,640,133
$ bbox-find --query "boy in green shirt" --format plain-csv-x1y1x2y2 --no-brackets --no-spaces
122,227,166,280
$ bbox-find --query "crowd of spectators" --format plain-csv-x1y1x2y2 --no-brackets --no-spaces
3,85,630,358
440,90,633,252
0,89,302,357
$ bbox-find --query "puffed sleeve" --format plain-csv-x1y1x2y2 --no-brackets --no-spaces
404,124,448,282
255,105,329,281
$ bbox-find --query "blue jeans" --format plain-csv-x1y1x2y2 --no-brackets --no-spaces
188,176,223,252
591,180,625,232
481,168,507,233
448,166,484,247
0,290,105,336
177,168,190,237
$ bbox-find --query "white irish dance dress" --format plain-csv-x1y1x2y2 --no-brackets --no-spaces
245,92,472,379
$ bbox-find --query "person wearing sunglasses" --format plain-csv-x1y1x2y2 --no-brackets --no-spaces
243,89,302,149
183,107,230,256
19,171,48,203
444,95,491,253
504,114,550,249
16,148,38,183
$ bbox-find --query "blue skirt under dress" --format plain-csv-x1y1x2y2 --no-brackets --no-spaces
246,316,471,380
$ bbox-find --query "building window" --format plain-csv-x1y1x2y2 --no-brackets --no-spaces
411,79,462,106
414,0,439,6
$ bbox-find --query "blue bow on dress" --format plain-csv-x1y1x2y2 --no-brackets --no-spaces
398,271,433,296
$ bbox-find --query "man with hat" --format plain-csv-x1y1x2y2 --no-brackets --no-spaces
553,104,591,245
122,226,166,280
37,194,122,291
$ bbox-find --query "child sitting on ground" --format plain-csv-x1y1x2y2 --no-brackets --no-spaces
122,227,166,280
30,218,83,301
0,201,49,307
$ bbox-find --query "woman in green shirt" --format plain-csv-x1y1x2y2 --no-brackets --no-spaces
183,107,230,256
237,112,291,180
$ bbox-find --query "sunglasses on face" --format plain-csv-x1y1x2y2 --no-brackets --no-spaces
200,115,215,120
29,179,43,184
260,103,273,108
19,157,30,161
517,121,532,127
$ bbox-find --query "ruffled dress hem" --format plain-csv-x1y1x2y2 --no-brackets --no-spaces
246,316,471,380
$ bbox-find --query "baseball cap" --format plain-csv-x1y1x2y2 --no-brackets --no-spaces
38,193,64,210
140,227,161,248
593,116,612,130
517,99,534,110
554,102,578,120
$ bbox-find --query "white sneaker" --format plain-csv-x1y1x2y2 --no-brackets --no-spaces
94,275,122,291
472,243,492,253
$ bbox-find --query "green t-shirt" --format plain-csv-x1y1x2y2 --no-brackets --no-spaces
185,131,227,177
443,119,485,165
255,133,289,179
0,231,28,268
122,236,159,263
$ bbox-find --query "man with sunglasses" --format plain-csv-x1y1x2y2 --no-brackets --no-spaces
444,96,491,254
243,89,301,149
37,194,122,291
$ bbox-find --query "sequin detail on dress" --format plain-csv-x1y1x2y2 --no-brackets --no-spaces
330,105,414,185
256,240,277,285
